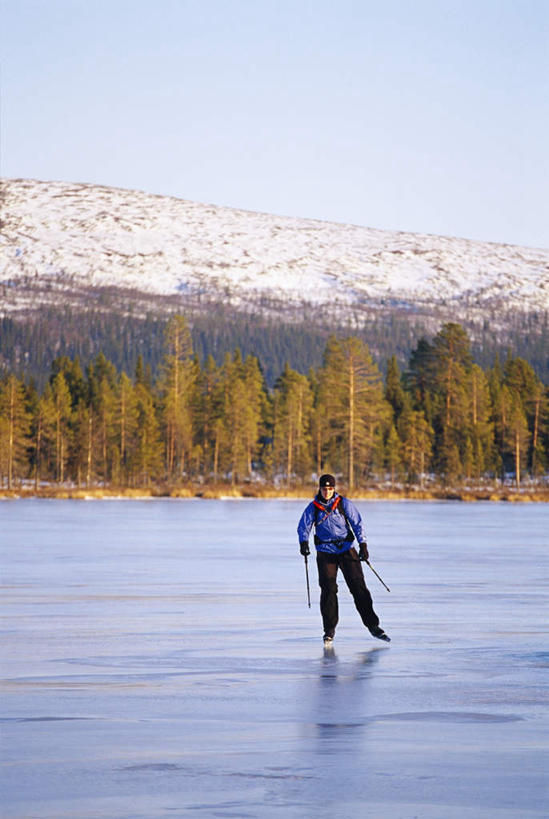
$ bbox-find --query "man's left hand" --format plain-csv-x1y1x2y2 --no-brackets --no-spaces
358,542,369,561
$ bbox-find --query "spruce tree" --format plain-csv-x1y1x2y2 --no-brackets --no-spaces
385,355,406,421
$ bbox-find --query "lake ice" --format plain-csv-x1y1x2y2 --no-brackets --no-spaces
1,499,547,818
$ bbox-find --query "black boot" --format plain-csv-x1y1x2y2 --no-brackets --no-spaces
370,627,391,642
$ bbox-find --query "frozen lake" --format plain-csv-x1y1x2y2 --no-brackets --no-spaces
1,498,547,818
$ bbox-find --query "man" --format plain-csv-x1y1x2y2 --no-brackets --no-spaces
297,473,390,647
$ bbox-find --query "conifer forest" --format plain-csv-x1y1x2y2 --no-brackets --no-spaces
0,316,547,492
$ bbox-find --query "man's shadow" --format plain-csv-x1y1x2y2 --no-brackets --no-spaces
320,642,387,673
313,644,388,742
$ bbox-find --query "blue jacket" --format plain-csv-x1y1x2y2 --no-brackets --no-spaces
297,492,366,554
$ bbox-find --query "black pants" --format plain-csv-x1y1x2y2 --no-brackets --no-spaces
316,547,380,636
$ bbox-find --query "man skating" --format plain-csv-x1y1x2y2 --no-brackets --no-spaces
297,474,390,647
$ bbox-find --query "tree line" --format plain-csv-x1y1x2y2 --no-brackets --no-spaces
3,298,548,391
0,317,547,490
0,302,430,390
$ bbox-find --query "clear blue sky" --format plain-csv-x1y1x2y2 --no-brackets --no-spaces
1,0,548,247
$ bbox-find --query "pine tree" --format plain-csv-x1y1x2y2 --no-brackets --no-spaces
83,353,118,482
0,375,31,488
71,399,94,486
530,381,548,476
307,367,324,478
50,356,86,409
384,424,403,485
197,355,224,479
133,381,162,486
317,336,389,489
504,356,547,475
492,383,513,482
488,357,506,481
135,354,152,390
220,351,248,483
43,373,73,483
241,354,269,476
397,397,433,485
160,316,197,481
467,364,494,479
215,350,267,483
505,393,530,488
430,323,472,481
27,382,46,490
273,363,313,484
116,372,138,485
97,376,117,482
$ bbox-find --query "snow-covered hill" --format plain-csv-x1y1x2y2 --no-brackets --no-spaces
1,177,548,318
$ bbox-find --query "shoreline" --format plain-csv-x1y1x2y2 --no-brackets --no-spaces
1,485,548,502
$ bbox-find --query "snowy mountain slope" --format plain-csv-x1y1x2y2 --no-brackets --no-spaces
1,177,548,317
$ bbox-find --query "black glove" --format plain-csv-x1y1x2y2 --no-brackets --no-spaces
300,540,310,557
358,542,369,561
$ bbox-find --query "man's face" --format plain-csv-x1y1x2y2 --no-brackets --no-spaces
320,484,335,501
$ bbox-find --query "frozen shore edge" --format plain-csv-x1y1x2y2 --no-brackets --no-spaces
1,485,548,502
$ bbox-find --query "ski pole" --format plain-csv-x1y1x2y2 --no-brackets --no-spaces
366,560,390,592
304,555,311,608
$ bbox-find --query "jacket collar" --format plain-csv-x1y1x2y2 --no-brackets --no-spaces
315,491,340,509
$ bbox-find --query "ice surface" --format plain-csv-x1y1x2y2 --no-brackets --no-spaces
1,499,548,818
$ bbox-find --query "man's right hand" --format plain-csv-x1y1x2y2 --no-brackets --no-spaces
300,541,310,556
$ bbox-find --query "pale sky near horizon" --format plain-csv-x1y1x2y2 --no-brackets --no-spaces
1,0,548,248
